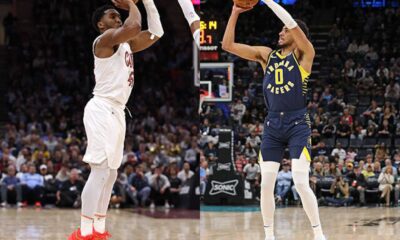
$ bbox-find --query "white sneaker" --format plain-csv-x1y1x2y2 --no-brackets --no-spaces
150,203,155,209
314,236,327,240
265,237,275,240
1,202,7,207
164,202,170,209
16,202,23,208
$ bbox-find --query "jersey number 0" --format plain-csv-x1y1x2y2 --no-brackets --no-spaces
275,69,284,85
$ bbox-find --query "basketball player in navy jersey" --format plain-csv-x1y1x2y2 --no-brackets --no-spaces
222,1,326,240
68,0,163,239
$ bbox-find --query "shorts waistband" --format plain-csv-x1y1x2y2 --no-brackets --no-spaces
93,95,125,110
267,108,307,118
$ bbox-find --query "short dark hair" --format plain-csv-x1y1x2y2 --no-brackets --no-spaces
295,19,310,39
92,5,116,32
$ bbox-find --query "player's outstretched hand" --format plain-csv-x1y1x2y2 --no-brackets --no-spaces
111,0,139,10
232,4,253,14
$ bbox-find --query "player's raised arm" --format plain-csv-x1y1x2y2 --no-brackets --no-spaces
262,0,315,71
129,0,164,53
222,5,272,70
97,0,142,48
177,0,200,48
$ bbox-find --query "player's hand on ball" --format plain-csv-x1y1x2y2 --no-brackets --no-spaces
112,0,138,10
232,4,253,14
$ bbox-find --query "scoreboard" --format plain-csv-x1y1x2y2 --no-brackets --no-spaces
200,20,220,61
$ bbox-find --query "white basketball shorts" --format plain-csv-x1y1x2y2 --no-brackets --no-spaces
82,96,126,169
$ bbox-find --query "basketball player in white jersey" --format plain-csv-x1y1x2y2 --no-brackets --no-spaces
68,0,163,239
176,0,200,48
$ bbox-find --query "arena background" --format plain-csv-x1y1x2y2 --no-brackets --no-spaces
200,0,400,239
0,0,200,239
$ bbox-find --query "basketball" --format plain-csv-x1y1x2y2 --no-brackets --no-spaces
233,0,259,8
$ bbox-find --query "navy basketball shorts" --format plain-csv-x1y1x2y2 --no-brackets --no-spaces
259,108,312,163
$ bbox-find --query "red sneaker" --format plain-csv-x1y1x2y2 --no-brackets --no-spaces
93,229,111,240
68,229,93,240
34,202,42,207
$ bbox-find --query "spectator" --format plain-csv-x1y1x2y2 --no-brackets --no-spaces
275,163,292,204
56,169,83,208
346,40,358,54
243,143,257,159
378,166,394,207
336,119,351,138
323,175,353,206
243,157,261,198
149,166,171,209
177,162,194,184
376,64,390,80
322,119,336,137
168,167,182,208
384,80,400,101
331,143,346,161
20,163,44,207
126,165,151,208
55,165,70,182
110,172,126,209
353,63,366,80
347,165,367,206
231,99,246,125
246,131,261,149
0,165,22,207
357,40,369,54
203,141,217,162
184,141,199,169
200,157,209,195
39,164,57,205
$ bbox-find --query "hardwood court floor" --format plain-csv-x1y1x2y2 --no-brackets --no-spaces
201,206,400,240
0,208,199,240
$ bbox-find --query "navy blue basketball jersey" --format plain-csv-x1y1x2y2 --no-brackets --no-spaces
263,50,310,112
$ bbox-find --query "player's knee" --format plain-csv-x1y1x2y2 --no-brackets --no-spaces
293,182,309,193
109,169,118,182
260,181,273,191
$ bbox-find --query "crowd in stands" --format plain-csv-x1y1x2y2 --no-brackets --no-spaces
0,0,198,209
200,1,400,206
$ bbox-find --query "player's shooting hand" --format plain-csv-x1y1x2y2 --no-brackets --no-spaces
232,4,253,14
112,0,138,11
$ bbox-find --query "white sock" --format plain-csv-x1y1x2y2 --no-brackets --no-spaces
177,0,200,26
312,224,324,238
94,214,106,233
264,224,274,237
80,216,93,236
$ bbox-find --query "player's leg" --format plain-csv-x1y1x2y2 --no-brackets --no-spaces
93,169,118,234
259,148,282,240
80,164,111,236
176,0,200,47
290,146,325,240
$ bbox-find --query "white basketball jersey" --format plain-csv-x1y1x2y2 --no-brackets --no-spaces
92,35,134,105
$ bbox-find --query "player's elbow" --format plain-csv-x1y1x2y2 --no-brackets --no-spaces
222,42,233,52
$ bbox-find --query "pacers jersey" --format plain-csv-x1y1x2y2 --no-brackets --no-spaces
92,35,134,106
263,50,310,112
